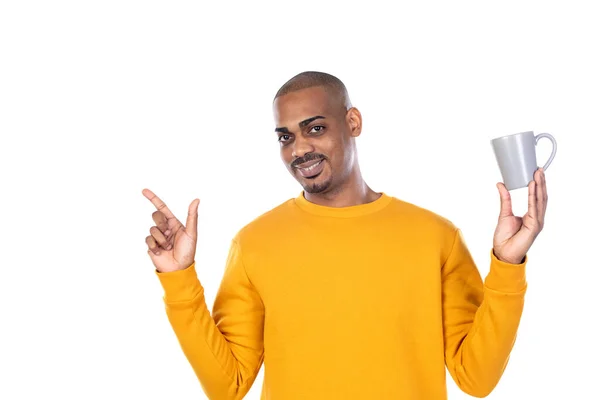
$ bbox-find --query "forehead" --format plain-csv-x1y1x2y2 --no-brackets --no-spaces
273,86,336,126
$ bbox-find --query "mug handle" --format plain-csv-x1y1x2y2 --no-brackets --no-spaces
535,133,557,171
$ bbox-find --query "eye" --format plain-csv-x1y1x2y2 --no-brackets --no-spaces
309,125,325,134
278,134,291,143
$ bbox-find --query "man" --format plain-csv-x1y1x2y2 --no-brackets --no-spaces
143,71,547,399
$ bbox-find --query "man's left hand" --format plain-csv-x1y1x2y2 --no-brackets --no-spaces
492,168,547,264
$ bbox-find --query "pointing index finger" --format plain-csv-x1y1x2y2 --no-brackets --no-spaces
142,188,176,220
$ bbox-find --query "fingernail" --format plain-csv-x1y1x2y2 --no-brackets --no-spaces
165,230,171,236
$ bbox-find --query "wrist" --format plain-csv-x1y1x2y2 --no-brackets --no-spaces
487,249,527,293
493,249,525,264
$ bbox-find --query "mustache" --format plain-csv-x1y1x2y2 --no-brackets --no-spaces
291,153,326,168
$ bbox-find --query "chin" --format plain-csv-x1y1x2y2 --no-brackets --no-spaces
301,174,333,194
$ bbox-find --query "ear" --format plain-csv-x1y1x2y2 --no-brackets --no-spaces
346,107,362,137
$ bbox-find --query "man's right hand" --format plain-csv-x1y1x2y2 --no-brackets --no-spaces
142,188,200,273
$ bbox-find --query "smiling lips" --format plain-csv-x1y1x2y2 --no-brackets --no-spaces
295,159,325,178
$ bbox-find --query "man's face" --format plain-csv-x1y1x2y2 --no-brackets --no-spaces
273,86,358,194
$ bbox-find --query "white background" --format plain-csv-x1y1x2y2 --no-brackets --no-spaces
1,1,598,399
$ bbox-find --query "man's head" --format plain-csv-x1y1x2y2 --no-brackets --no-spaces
273,71,362,195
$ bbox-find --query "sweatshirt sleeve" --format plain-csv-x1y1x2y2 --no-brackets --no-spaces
155,239,265,400
442,228,527,398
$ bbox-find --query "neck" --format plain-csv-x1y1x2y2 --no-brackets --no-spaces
303,165,380,208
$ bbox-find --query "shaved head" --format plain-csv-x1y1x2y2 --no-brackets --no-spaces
273,71,352,113
273,71,363,197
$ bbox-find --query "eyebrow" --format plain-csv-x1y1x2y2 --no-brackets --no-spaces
275,115,326,134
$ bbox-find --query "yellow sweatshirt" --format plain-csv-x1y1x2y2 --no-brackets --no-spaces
156,192,527,399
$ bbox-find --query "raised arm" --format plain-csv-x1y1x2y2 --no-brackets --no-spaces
143,189,264,399
442,229,527,398
442,168,547,397
156,240,264,399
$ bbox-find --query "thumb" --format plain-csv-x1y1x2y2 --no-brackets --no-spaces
497,182,513,218
185,198,200,238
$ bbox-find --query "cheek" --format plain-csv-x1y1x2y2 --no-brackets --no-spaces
327,147,352,174
324,140,345,165
280,148,293,165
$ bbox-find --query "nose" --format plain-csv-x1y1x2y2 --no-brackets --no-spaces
291,135,315,159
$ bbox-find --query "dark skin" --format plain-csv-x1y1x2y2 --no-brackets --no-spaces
271,85,548,264
143,84,548,270
273,86,381,207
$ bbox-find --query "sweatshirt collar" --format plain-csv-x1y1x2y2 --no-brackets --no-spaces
293,191,393,218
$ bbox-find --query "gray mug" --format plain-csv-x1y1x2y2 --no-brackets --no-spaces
491,131,557,190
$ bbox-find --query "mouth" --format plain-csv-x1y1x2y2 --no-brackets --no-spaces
295,159,325,179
